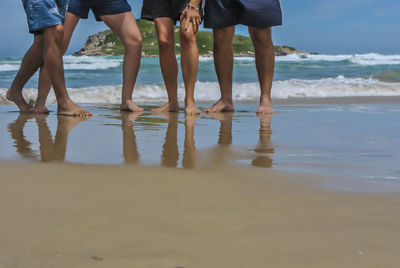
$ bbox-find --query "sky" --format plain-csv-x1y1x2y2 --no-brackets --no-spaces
0,0,399,57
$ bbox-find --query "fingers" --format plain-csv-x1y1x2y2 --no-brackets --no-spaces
184,16,191,32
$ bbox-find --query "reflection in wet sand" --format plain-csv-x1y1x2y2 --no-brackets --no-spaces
160,113,179,168
207,113,234,167
252,114,274,168
8,114,88,162
182,115,199,169
121,112,142,164
8,115,37,159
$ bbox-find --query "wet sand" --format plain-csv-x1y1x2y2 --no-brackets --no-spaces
1,162,400,268
1,101,400,267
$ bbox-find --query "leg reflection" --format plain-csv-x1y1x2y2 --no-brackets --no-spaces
8,114,87,162
8,114,37,159
36,115,55,161
160,113,179,168
182,114,200,169
52,115,88,162
208,113,233,166
252,114,274,168
121,112,142,164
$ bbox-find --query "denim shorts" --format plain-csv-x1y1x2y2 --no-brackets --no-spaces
204,0,282,29
22,0,69,34
68,0,132,22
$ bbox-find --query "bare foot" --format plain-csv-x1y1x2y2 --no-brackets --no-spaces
120,100,144,112
204,99,234,113
185,103,201,114
57,100,92,117
6,88,33,113
32,105,50,114
257,97,274,114
151,102,179,113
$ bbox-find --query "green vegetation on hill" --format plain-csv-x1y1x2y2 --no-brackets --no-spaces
103,19,257,56
79,19,304,56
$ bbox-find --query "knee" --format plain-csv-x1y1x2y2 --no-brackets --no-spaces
157,34,174,51
53,25,64,46
213,29,234,52
124,34,143,51
180,30,197,47
249,27,272,46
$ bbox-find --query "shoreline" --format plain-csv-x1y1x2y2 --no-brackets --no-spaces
2,95,400,106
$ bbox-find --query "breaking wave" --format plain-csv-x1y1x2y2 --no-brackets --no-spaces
2,76,400,104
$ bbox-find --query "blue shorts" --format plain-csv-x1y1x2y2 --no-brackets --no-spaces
22,0,69,34
204,0,282,29
68,0,132,22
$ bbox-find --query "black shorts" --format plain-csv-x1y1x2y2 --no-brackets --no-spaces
68,0,132,22
141,0,187,24
204,0,282,29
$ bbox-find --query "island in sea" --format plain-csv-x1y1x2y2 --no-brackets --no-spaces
73,19,307,57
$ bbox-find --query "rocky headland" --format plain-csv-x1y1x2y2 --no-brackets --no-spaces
74,19,308,57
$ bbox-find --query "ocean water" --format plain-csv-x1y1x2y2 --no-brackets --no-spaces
1,53,400,104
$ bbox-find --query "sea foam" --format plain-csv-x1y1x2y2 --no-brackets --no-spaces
276,53,400,66
1,76,400,104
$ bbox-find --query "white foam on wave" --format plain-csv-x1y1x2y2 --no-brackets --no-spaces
0,64,19,72
63,55,122,70
1,76,400,104
277,53,400,66
0,55,123,72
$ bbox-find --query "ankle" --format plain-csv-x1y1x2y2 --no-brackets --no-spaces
185,98,196,106
168,98,179,106
121,98,133,104
57,97,73,107
260,95,272,104
221,97,233,105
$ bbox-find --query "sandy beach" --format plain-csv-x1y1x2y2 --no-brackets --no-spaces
1,162,400,268
0,100,400,267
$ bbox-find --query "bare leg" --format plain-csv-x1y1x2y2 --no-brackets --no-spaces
33,67,51,114
33,12,80,114
42,25,91,116
180,17,201,114
6,35,44,112
249,27,275,114
204,27,235,113
151,18,179,113
101,12,143,112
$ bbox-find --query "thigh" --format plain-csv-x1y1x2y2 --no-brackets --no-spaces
154,18,175,40
101,12,140,45
62,12,80,53
238,0,282,28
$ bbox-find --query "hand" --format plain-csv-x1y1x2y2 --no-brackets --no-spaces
180,4,202,33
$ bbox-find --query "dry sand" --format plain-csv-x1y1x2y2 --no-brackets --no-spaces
1,162,400,268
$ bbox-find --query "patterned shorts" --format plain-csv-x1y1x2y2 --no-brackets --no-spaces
22,0,69,34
